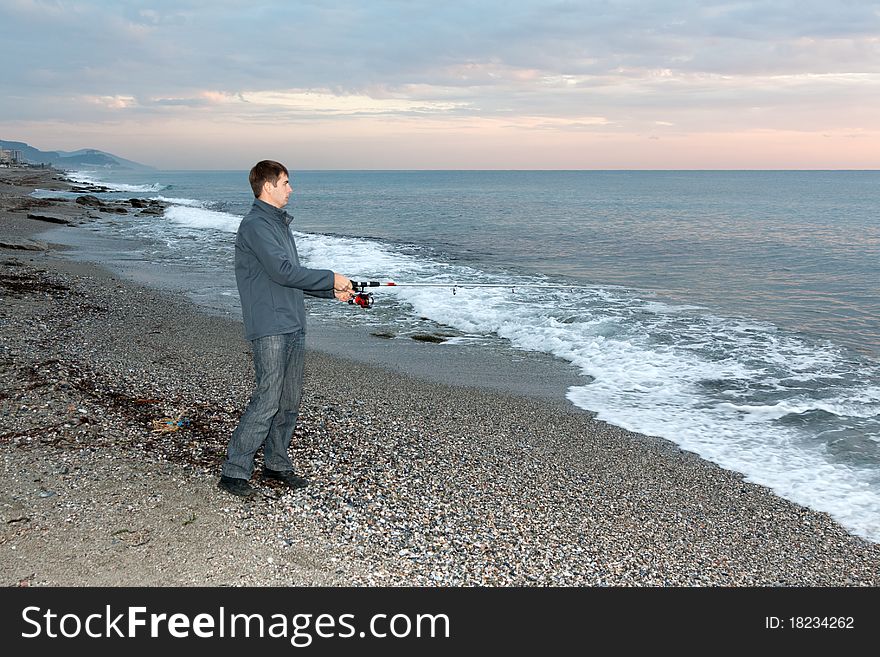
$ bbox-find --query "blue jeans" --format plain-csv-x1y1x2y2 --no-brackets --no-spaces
222,331,305,480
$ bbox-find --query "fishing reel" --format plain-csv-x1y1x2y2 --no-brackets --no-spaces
349,290,374,309
348,281,375,309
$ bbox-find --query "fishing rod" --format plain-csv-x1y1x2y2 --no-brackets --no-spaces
347,280,576,308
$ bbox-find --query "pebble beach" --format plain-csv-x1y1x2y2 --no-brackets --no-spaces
1,167,879,587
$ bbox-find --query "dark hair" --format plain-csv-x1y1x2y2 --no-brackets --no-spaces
249,160,289,198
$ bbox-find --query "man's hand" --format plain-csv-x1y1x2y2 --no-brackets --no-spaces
334,273,353,302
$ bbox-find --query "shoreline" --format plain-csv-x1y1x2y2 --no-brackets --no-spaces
2,166,878,586
33,205,590,407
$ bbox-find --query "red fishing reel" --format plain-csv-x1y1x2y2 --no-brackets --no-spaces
349,290,374,309
348,281,380,309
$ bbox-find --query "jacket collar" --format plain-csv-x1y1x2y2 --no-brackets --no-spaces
253,198,293,226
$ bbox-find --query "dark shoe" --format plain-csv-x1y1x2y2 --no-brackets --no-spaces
218,475,256,498
263,468,309,489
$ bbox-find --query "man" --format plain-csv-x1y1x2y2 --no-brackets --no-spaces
219,160,353,498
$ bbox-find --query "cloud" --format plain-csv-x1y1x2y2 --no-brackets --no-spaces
86,95,137,109
240,90,469,116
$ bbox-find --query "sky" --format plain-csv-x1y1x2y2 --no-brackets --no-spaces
2,0,879,169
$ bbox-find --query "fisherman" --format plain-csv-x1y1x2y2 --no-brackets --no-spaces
218,160,353,498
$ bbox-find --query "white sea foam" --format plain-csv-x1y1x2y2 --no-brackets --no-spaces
153,195,203,207
295,232,438,282
163,205,241,233
717,398,880,421
66,171,166,193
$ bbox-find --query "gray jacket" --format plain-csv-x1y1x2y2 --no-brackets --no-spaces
235,199,335,340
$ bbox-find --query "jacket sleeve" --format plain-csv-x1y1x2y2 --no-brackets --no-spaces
305,288,336,299
240,218,334,292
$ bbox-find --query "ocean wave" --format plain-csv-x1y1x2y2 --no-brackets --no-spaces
153,195,203,207
163,205,241,232
66,171,167,193
716,399,879,421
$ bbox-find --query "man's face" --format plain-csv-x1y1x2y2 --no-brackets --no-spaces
263,174,292,208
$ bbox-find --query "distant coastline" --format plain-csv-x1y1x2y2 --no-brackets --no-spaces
0,139,153,171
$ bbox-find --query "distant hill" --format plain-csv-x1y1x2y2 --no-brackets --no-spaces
0,140,154,171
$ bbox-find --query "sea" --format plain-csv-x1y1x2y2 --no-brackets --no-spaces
33,169,880,544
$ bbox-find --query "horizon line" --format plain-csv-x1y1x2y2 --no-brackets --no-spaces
48,166,880,173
